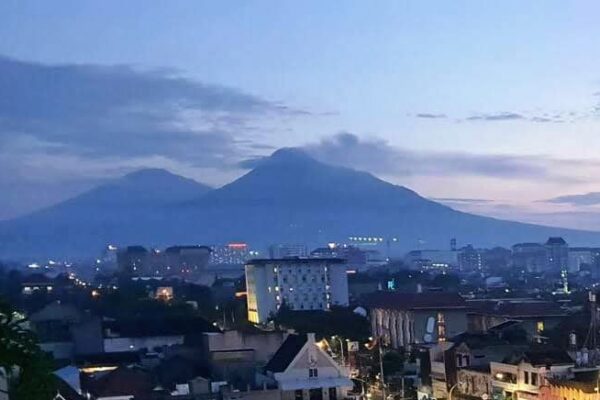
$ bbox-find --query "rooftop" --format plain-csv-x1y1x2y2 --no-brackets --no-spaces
247,257,345,265
364,292,467,311
468,300,567,318
265,333,307,373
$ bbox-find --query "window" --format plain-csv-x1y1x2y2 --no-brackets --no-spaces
524,371,529,384
531,373,538,386
328,387,337,400
536,321,545,333
309,368,318,378
456,354,463,367
295,389,303,400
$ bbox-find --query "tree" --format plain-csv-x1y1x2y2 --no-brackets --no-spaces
0,298,56,400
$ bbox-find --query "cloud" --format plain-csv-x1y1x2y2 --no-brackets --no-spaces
0,56,301,165
466,112,525,121
414,113,447,119
412,110,576,123
543,192,600,206
0,56,305,218
302,132,596,182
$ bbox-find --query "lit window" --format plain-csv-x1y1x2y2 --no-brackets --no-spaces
536,321,544,333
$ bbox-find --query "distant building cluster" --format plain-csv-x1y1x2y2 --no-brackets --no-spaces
209,242,259,265
116,245,211,277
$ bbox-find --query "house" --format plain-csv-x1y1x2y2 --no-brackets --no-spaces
424,332,521,400
81,365,160,399
491,350,574,400
29,301,103,360
264,333,353,400
457,365,492,399
467,300,568,339
366,292,469,348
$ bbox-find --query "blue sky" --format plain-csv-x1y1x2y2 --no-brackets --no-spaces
2,1,600,228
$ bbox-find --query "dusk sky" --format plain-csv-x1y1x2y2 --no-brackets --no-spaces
2,1,600,229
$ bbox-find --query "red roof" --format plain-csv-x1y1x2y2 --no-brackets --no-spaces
364,292,467,310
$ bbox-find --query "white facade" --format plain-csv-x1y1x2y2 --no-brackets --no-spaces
246,259,349,324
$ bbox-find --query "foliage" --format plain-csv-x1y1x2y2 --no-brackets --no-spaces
274,305,370,341
0,297,56,400
382,350,405,376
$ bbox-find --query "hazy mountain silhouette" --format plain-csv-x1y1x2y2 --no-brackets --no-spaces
2,149,600,259
0,169,212,258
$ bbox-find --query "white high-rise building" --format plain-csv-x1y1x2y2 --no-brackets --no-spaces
245,258,349,324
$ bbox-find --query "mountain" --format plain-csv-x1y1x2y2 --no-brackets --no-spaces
0,169,212,258
173,148,600,250
2,149,600,260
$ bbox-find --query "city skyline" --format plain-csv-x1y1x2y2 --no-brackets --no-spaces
3,1,600,229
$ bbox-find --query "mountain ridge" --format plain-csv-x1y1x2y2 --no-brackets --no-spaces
1,151,600,260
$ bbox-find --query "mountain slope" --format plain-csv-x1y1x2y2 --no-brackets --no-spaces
173,148,600,249
0,169,212,258
2,149,600,259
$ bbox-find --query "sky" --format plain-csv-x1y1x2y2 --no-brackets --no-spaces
2,1,600,228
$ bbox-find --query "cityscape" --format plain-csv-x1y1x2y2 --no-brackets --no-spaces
3,2,600,400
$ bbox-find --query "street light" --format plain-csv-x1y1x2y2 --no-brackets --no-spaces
331,335,346,366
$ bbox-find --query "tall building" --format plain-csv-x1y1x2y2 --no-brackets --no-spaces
458,245,483,272
245,258,349,324
546,237,569,273
512,243,548,273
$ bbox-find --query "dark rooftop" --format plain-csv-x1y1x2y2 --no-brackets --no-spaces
265,334,307,373
468,300,567,318
546,237,567,246
247,257,345,265
364,292,467,311
504,349,574,367
164,245,211,253
82,366,156,398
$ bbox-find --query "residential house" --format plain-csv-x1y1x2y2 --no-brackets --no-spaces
490,350,574,400
263,333,353,400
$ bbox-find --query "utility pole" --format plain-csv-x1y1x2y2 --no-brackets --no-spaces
379,338,386,400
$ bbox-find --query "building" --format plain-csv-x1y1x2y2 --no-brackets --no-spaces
423,331,521,400
546,237,569,274
490,350,574,400
245,258,349,324
458,245,483,272
404,250,459,271
210,243,256,265
467,299,568,339
568,247,600,274
263,333,353,400
366,292,469,348
540,370,600,400
117,245,211,277
269,244,309,259
512,243,548,274
164,245,211,274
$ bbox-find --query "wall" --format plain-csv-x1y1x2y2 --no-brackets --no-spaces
103,335,184,353
204,330,286,364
